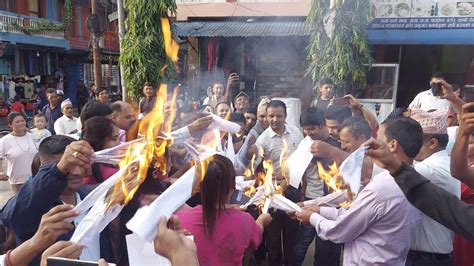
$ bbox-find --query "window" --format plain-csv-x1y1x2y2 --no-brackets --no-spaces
29,0,39,17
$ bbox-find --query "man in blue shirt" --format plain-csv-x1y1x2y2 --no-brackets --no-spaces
41,88,62,134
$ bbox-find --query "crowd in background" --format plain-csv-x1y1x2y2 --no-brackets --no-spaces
0,71,473,266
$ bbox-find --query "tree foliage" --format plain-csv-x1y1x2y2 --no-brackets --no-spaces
120,0,177,99
306,0,373,92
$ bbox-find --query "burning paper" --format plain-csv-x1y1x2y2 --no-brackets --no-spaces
93,139,145,164
287,136,314,189
126,165,197,242
240,161,301,213
338,146,367,194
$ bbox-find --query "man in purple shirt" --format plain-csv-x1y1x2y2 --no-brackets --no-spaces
296,117,423,265
41,88,62,134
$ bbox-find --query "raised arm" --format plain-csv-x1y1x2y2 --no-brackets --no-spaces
450,103,474,188
345,95,378,130
365,138,474,242
223,73,239,105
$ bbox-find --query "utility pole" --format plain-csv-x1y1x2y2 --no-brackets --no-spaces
116,0,127,101
91,0,102,89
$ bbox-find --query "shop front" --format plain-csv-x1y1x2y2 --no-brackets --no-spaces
366,0,474,108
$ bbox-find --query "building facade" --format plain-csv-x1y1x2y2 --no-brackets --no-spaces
0,0,120,107
174,0,474,110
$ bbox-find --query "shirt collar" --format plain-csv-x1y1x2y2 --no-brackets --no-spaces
268,125,289,138
62,115,75,121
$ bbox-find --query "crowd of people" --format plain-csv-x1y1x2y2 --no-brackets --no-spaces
0,71,473,266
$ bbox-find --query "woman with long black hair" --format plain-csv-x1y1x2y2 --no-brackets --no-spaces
177,154,272,265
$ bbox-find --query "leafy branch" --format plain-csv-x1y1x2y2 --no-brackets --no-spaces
119,0,177,99
306,0,373,92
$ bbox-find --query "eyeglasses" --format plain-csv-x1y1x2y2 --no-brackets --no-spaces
64,107,73,110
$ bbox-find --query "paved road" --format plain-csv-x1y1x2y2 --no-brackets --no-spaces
0,160,13,207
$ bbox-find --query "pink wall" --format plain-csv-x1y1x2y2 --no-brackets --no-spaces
176,2,311,21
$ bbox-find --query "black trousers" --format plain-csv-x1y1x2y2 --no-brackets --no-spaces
406,250,453,266
265,210,299,266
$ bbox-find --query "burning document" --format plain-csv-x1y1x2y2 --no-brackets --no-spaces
240,161,301,213
126,166,197,242
287,136,314,189
338,146,367,194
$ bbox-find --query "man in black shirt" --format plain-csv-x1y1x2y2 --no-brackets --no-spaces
311,78,334,113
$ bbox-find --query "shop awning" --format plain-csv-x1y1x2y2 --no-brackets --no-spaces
173,21,311,37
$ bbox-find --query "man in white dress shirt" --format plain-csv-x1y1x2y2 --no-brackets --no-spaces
408,109,460,265
296,117,423,265
409,72,451,111
54,98,78,135
256,100,303,265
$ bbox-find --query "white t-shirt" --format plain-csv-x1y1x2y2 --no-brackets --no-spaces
0,133,38,184
30,128,52,148
54,115,79,135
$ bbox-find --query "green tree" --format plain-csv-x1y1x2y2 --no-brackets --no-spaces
120,0,177,99
306,0,373,92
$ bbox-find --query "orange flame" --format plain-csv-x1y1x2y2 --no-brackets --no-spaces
243,154,256,178
106,85,175,208
161,18,179,63
316,161,343,192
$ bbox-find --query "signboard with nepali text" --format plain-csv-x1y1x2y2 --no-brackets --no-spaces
368,0,474,29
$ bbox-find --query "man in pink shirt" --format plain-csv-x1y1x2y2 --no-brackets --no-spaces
297,117,423,265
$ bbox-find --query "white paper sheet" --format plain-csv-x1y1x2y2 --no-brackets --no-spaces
235,176,255,191
225,133,236,165
304,190,348,207
71,193,123,246
339,146,367,194
287,136,314,188
271,194,302,212
126,166,197,242
93,139,146,164
126,233,171,266
208,114,241,134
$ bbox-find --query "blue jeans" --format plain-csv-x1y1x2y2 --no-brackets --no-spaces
291,197,342,266
291,222,316,265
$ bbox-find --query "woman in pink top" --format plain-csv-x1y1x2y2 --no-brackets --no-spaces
177,155,272,266
81,116,121,184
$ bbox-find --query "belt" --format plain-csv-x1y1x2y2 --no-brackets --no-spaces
408,250,452,261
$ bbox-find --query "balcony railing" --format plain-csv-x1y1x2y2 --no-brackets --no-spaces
0,11,65,40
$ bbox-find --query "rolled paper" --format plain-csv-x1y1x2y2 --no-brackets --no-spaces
262,198,272,214
208,114,241,134
126,166,197,242
271,194,302,213
304,190,348,207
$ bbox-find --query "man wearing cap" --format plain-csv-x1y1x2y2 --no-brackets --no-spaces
233,91,250,113
54,99,78,136
248,98,270,139
408,108,461,265
41,88,62,134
